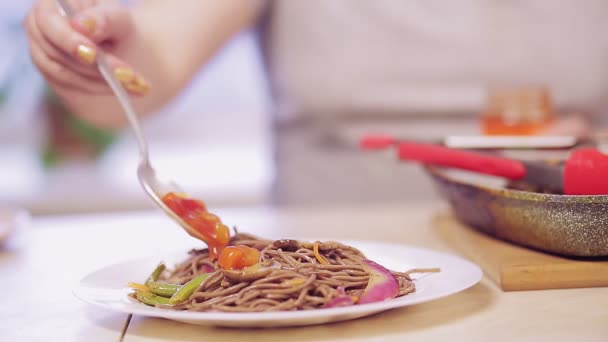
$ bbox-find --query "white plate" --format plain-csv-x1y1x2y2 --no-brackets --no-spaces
73,241,482,328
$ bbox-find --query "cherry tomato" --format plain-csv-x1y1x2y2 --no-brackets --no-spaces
189,218,216,240
182,198,207,212
163,193,206,216
240,245,261,267
162,192,230,259
216,224,231,245
202,212,219,223
218,245,260,270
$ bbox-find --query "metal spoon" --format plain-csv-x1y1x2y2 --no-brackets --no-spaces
56,0,206,242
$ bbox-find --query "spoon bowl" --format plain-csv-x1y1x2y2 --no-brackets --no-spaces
56,0,206,242
136,161,206,241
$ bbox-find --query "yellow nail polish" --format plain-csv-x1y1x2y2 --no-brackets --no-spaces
80,18,96,35
124,79,150,95
76,45,96,64
114,67,135,83
114,68,150,95
132,76,151,94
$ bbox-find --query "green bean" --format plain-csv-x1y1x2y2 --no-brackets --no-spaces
147,281,180,297
169,274,211,304
145,262,166,285
135,290,173,306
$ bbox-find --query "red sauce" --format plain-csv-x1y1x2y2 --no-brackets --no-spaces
162,192,230,259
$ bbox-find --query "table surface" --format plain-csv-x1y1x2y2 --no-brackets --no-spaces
1,203,607,342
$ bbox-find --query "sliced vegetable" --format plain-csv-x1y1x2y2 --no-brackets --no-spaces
273,239,301,251
358,259,399,304
200,264,215,273
128,282,150,292
135,290,173,306
313,241,329,265
168,273,211,304
223,263,272,282
147,281,180,297
145,262,166,285
218,245,261,270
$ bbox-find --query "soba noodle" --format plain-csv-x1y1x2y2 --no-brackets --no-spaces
132,233,439,312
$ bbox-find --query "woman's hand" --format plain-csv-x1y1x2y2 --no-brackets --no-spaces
25,0,150,96
24,0,258,129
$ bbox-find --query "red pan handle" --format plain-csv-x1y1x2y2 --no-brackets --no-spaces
564,148,608,195
397,141,527,180
360,134,397,150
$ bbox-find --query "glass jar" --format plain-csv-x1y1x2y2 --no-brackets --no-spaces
481,85,554,135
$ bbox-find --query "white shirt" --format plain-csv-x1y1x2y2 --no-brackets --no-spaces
263,0,608,120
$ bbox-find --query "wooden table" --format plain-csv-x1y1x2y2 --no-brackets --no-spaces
1,203,606,341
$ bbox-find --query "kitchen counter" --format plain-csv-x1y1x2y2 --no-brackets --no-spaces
1,202,606,341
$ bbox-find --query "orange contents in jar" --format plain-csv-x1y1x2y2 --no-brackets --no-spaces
481,86,554,135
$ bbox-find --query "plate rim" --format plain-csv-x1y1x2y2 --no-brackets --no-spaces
73,240,483,323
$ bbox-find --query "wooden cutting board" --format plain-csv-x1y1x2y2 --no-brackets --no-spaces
433,212,608,291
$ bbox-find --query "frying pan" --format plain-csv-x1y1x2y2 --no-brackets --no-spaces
425,166,608,257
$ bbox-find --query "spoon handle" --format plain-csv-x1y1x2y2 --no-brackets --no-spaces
55,0,149,161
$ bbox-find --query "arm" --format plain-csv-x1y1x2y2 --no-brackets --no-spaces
27,0,261,129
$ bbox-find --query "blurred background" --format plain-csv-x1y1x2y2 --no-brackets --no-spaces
1,2,273,214
3,1,608,216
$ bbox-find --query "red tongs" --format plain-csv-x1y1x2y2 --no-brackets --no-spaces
361,134,608,195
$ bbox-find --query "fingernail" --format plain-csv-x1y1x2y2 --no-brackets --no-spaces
76,44,96,64
114,67,135,83
132,76,151,95
114,67,150,95
125,76,151,95
79,17,96,35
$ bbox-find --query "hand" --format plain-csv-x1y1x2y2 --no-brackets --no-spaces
25,0,150,96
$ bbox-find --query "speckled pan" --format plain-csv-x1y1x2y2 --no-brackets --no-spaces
425,166,608,257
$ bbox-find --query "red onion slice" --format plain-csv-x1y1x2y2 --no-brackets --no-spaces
358,259,399,304
324,295,356,308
